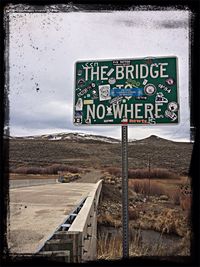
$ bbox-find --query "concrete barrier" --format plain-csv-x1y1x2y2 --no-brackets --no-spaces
36,250,71,262
68,180,102,262
36,180,102,263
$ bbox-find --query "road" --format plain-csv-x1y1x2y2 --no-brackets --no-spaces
8,182,98,254
9,178,57,188
9,169,103,188
75,169,103,183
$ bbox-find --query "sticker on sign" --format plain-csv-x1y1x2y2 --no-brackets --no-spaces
74,56,179,125
110,87,144,97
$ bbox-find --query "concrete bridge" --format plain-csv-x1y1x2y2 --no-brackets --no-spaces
8,179,102,263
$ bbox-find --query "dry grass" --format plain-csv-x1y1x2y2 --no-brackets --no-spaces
97,231,149,259
154,209,188,237
137,208,189,237
129,179,166,196
97,229,188,259
129,207,139,220
129,229,166,257
167,189,180,205
180,195,191,211
10,164,82,175
97,213,121,228
179,194,192,222
97,233,122,260
129,179,192,209
105,167,178,179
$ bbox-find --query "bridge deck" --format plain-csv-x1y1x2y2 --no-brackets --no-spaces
8,182,96,254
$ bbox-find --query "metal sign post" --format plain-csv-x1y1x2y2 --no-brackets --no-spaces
121,125,129,258
74,56,179,259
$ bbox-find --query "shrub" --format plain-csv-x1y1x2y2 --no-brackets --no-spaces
129,207,139,220
180,194,191,212
168,189,180,205
14,166,41,174
105,167,178,179
97,233,122,259
105,167,121,177
12,164,82,175
129,179,166,196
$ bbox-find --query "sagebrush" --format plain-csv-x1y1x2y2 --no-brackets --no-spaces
10,164,82,175
106,167,178,179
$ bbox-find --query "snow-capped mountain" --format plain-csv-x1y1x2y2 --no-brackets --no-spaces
9,132,120,144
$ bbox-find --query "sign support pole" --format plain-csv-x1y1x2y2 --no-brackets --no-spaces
121,125,129,258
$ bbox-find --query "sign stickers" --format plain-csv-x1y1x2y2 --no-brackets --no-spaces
74,57,179,125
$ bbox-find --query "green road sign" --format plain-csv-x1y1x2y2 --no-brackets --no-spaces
74,56,179,125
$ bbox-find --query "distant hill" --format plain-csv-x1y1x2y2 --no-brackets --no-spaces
8,132,193,174
7,132,190,144
130,135,176,144
8,132,120,144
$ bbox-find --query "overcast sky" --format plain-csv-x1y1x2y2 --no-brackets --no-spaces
7,7,191,141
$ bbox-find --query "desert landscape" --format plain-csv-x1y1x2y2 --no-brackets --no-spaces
7,132,193,259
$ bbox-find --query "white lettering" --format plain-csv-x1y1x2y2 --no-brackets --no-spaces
158,84,165,89
124,104,134,118
101,66,108,80
155,104,163,118
135,104,143,119
140,64,148,78
148,117,156,124
150,65,159,78
97,104,105,119
83,67,90,81
91,66,100,80
160,63,168,78
87,105,95,119
113,104,124,119
125,65,134,79
135,64,139,79
144,103,154,118
116,66,124,80
116,84,124,89
125,84,132,89
158,84,171,93
85,103,165,121
84,62,170,81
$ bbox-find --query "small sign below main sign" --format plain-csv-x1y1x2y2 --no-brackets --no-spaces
74,56,179,125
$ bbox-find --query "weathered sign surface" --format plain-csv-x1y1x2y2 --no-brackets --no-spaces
74,57,179,125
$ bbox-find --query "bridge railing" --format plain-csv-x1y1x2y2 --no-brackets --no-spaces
36,180,102,263
68,179,102,262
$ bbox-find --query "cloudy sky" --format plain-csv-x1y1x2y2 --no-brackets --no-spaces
7,6,191,141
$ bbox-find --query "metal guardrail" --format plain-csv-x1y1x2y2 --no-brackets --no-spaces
36,180,102,263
